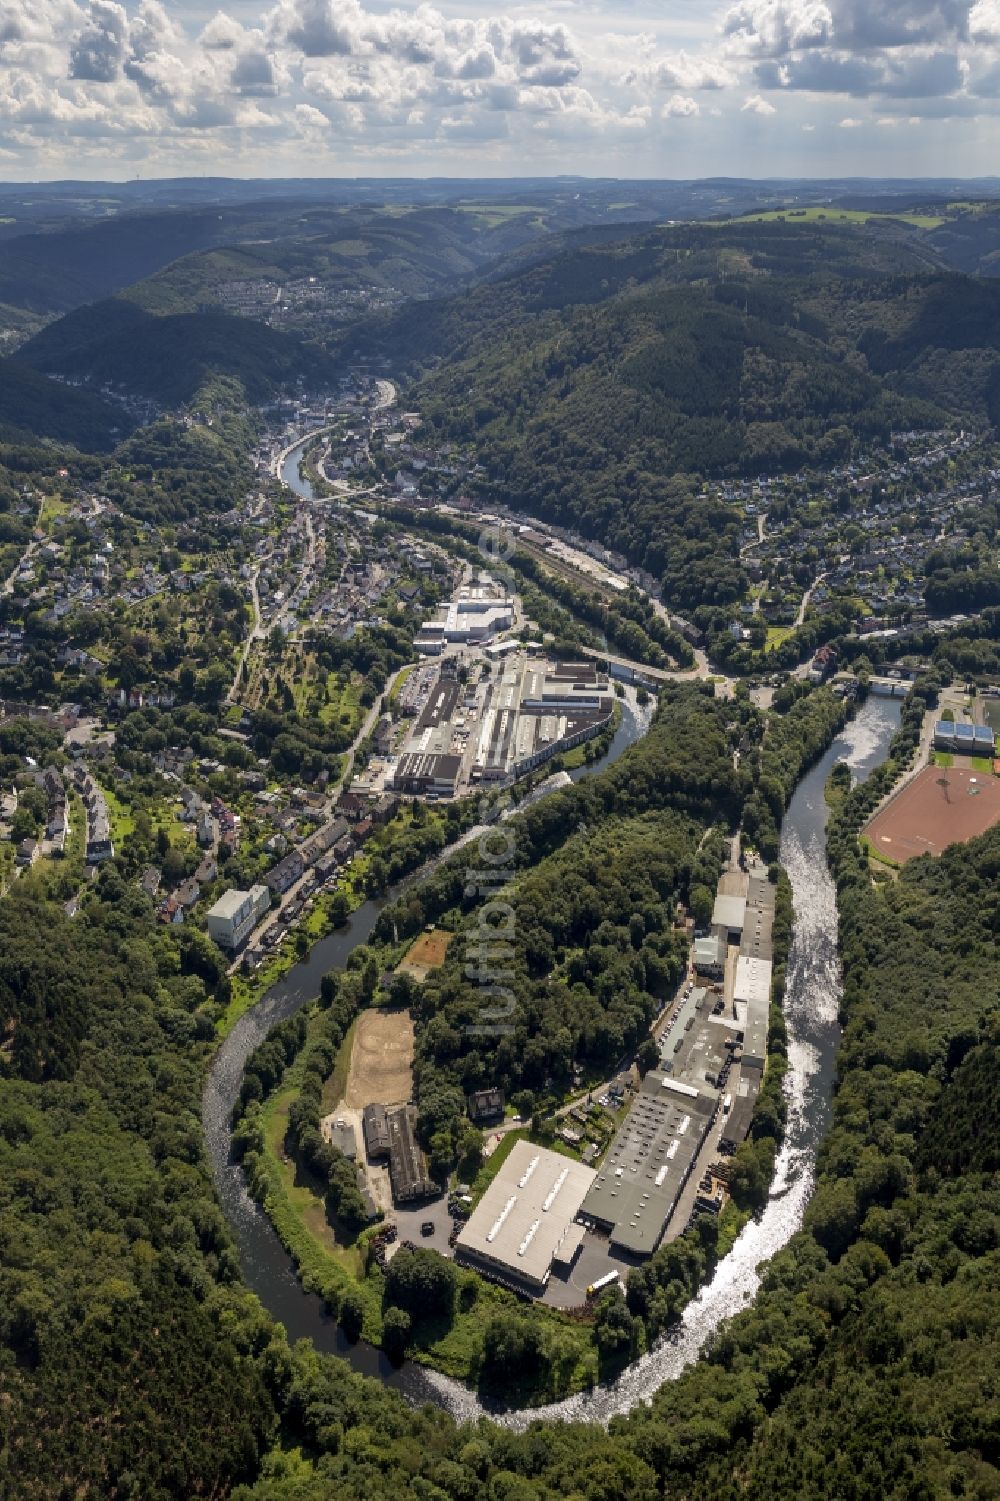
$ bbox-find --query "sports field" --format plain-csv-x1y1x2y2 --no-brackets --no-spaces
397,927,453,981
863,765,1000,864
343,1008,415,1109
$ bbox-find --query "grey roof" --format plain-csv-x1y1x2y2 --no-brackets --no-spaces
456,1140,595,1291
712,894,747,931
581,1072,716,1257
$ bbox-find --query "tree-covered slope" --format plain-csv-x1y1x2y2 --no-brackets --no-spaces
227,694,1000,1501
0,885,277,1499
122,205,549,316
13,298,330,406
0,359,134,450
367,227,949,608
326,221,1000,610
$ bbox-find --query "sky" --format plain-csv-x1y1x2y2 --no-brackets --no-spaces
1,0,999,179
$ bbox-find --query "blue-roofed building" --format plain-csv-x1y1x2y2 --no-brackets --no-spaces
936,720,993,755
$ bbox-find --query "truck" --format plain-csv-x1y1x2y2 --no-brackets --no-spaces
586,1270,621,1298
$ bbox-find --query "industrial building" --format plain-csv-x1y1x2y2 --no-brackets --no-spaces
388,653,613,799
580,1072,717,1257
205,884,270,950
386,1104,436,1202
329,1119,358,1160
693,932,726,979
415,573,514,653
472,657,613,783
733,955,772,1070
455,1140,596,1296
391,751,462,797
712,893,747,941
362,1104,391,1160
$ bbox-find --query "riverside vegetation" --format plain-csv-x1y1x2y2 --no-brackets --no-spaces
1,201,999,1497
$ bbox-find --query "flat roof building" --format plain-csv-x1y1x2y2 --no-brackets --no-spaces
455,1140,596,1296
330,1119,357,1160
391,752,462,796
734,955,772,1009
580,1072,717,1258
694,932,726,977
205,884,270,950
712,894,747,937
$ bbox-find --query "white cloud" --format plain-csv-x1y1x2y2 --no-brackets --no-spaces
741,91,777,111
724,0,833,57
70,0,128,81
626,49,736,90
969,0,1000,40
0,0,993,176
663,92,699,116
839,114,863,124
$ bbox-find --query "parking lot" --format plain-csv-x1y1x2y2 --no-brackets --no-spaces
392,1192,455,1254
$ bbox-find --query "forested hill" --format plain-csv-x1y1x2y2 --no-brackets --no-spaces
221,720,1000,1500
13,299,332,407
0,361,135,451
120,205,552,317
0,199,549,322
340,221,1000,610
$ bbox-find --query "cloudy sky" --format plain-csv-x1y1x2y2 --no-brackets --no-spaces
1,0,999,179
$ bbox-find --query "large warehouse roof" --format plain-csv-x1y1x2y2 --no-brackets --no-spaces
712,894,747,932
455,1140,595,1294
734,955,772,1008
580,1072,716,1257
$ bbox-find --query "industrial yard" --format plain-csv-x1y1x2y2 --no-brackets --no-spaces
359,647,614,801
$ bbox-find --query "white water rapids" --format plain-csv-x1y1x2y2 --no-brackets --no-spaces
416,697,899,1427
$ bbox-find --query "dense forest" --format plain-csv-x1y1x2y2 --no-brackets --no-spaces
13,299,333,408
2,648,998,1496
318,222,1000,611
0,361,134,451
2,194,999,1497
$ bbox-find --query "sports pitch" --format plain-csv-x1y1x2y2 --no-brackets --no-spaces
396,927,453,981
863,765,1000,864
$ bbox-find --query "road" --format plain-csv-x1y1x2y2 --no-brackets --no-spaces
227,561,268,706
576,641,717,687
795,570,827,628
2,491,44,597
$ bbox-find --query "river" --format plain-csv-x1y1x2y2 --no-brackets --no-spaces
226,428,904,1419
201,691,651,1400
203,692,900,1421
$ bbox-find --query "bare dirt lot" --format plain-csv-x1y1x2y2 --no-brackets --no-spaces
343,1006,415,1109
396,928,454,981
864,764,1000,863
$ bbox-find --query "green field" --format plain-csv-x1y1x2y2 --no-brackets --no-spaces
733,207,946,230
983,698,1000,733
765,624,796,652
